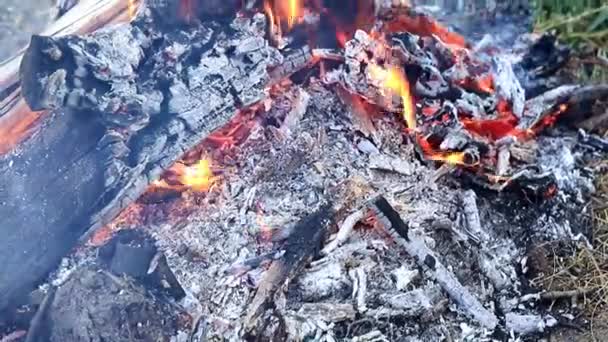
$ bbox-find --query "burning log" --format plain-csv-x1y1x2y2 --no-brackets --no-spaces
0,0,143,155
0,10,279,311
1,0,606,339
519,84,608,131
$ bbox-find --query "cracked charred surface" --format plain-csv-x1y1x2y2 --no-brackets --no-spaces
0,14,281,311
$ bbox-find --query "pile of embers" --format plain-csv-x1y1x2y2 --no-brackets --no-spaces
3,0,608,341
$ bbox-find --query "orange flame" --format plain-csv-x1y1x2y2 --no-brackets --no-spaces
427,151,469,165
127,0,136,21
263,0,304,42
179,158,216,192
367,64,416,130
264,0,282,41
286,0,302,29
417,136,475,166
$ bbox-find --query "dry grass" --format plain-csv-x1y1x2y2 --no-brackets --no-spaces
532,160,608,338
533,3,608,317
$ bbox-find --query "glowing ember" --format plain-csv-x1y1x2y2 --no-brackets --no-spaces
475,74,495,94
427,151,469,166
335,30,349,48
518,103,569,140
461,113,519,141
88,204,144,246
180,158,216,192
0,99,44,155
367,64,416,130
417,135,476,166
383,13,468,50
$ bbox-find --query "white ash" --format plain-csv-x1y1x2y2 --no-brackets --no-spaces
505,312,558,335
537,135,596,201
392,265,420,291
378,284,443,317
40,81,602,340
295,261,351,302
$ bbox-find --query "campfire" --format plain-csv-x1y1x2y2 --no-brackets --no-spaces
1,0,608,340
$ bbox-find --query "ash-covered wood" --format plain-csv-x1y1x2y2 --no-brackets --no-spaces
244,204,335,337
505,312,557,335
0,12,281,311
3,0,608,340
492,56,525,117
369,196,499,329
460,190,515,291
519,84,608,130
46,266,178,342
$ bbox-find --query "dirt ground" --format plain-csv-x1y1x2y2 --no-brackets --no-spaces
0,0,54,62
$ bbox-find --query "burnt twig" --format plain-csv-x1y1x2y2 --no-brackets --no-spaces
243,204,335,337
460,190,514,291
25,287,56,342
322,208,367,256
520,287,597,303
350,267,368,313
505,312,557,335
368,196,499,329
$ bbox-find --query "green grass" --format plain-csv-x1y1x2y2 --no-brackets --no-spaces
533,0,608,82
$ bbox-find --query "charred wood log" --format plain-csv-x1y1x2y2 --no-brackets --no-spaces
519,85,608,130
244,204,335,337
0,13,280,312
98,229,186,300
1,0,142,102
